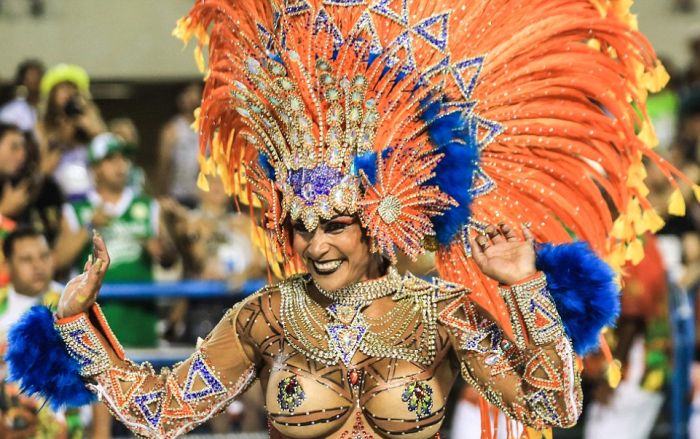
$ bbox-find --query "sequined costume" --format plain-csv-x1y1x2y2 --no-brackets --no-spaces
54,270,579,438
7,0,700,438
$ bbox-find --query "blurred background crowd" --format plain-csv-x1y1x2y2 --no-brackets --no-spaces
0,1,699,438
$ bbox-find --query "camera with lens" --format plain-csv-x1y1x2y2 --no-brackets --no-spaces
63,96,84,118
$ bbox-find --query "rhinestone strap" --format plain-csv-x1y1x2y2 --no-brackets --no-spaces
499,272,564,348
55,312,112,377
311,266,402,305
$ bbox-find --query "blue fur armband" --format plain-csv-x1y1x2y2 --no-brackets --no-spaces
5,305,95,409
535,242,620,355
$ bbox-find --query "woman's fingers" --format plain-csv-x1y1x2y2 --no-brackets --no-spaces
469,236,487,267
87,258,104,288
522,224,536,244
83,254,93,273
75,258,103,305
486,225,506,244
92,231,111,272
475,234,492,250
500,223,519,242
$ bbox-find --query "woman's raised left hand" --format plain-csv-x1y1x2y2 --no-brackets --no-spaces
469,223,537,285
57,232,110,319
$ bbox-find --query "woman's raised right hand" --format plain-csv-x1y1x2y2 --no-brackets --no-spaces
56,232,110,319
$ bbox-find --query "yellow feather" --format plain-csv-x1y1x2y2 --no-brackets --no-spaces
191,107,201,131
668,188,686,216
194,45,206,74
637,121,658,148
642,209,665,233
196,172,210,191
604,242,626,274
693,184,700,202
610,216,627,240
625,238,644,265
642,369,665,392
607,359,622,388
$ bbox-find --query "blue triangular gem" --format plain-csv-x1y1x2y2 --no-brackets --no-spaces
452,56,484,101
327,323,367,366
183,355,225,402
370,0,409,26
413,12,450,52
134,390,163,428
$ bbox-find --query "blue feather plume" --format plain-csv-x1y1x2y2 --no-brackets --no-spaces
536,242,620,355
5,306,95,410
352,151,378,185
421,98,480,244
258,152,276,180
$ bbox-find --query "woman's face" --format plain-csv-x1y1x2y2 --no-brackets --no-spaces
50,82,78,109
292,215,375,291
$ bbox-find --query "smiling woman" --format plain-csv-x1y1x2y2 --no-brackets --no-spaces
6,0,697,438
292,215,384,292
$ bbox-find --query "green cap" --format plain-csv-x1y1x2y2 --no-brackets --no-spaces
88,133,134,164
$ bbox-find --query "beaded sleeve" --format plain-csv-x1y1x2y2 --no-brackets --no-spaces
54,300,259,439
438,272,582,429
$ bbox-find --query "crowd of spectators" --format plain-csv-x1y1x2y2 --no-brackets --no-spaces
0,34,699,438
0,61,267,437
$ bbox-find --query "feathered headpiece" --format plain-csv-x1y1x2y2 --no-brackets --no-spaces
177,0,698,325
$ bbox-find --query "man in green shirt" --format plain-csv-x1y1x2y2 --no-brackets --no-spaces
54,132,174,347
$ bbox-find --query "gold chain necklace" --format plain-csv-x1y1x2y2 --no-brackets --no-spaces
280,272,439,366
311,266,402,305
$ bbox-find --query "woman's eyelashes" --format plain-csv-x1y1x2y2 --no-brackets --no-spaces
292,222,309,234
323,221,349,233
292,217,354,235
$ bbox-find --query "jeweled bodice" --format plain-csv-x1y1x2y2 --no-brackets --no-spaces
62,271,581,438
241,276,459,438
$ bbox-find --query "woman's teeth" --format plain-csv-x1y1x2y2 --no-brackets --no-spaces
313,260,342,273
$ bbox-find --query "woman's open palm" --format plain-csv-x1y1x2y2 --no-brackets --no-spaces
57,232,110,319
470,223,537,285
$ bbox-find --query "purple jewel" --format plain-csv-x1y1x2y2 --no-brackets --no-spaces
288,164,345,206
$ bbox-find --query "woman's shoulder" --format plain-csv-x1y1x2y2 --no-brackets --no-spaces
228,275,307,334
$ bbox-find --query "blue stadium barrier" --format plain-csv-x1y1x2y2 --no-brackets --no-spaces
100,278,269,367
99,278,268,300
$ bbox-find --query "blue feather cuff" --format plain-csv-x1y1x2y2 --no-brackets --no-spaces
5,306,95,410
535,242,620,355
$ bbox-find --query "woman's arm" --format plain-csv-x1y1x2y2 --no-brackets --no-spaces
8,232,261,439
56,299,259,438
439,273,582,429
439,223,616,429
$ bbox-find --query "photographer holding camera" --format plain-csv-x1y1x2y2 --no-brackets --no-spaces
35,64,105,199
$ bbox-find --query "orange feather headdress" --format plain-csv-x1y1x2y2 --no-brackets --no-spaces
176,0,697,323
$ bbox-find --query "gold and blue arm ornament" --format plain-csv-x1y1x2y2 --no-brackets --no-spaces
440,241,619,429
6,301,258,439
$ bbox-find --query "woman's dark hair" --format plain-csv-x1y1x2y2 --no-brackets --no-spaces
14,59,45,87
